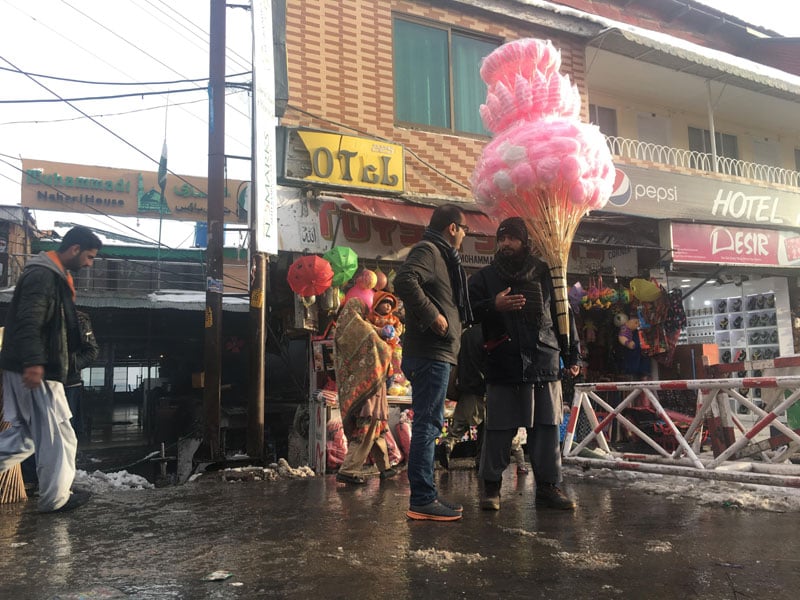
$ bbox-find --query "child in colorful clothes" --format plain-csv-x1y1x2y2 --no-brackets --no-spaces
368,291,404,344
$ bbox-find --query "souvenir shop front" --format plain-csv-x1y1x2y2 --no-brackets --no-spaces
666,220,800,378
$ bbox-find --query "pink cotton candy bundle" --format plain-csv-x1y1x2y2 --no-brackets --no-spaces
480,38,562,88
472,118,614,215
479,39,581,133
472,38,616,343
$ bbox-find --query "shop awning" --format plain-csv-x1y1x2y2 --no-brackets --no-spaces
339,194,497,237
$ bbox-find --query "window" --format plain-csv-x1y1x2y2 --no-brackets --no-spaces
393,18,498,135
688,126,739,172
794,148,800,171
589,104,617,137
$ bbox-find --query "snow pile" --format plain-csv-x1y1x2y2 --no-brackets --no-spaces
573,466,800,512
212,458,316,484
554,550,622,570
409,548,486,569
73,469,154,492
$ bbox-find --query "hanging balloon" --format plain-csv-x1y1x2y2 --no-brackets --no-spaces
323,246,359,287
357,269,377,290
344,285,374,309
374,266,388,291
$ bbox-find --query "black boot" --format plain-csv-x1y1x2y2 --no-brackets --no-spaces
480,478,501,511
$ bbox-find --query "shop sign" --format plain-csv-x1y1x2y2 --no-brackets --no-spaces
20,159,248,223
671,222,800,267
278,127,405,194
251,0,279,254
605,164,800,229
278,188,494,263
278,189,639,273
569,245,638,277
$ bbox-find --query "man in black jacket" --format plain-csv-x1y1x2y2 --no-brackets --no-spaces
394,204,471,521
469,217,579,511
0,226,101,512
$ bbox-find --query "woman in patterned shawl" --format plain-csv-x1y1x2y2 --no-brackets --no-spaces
334,298,398,484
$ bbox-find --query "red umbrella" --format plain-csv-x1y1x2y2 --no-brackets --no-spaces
287,255,334,297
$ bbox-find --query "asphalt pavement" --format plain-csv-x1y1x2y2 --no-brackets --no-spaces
1,460,798,600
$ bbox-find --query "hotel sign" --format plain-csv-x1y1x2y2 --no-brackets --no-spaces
21,159,248,223
278,127,405,194
606,163,800,229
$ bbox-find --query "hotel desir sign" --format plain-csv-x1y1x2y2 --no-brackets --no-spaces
278,127,405,194
20,159,249,223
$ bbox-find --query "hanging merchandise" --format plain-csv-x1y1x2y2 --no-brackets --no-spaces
374,266,388,291
287,255,334,297
323,246,359,287
630,278,662,302
357,268,378,290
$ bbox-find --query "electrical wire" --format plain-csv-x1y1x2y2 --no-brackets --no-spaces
0,89,244,127
0,65,251,86
0,85,207,104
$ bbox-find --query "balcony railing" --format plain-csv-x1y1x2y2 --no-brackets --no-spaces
606,136,800,188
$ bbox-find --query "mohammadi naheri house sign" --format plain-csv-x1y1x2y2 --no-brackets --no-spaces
20,159,248,223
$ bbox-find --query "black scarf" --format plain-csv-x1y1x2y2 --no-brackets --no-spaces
423,227,473,323
493,250,544,326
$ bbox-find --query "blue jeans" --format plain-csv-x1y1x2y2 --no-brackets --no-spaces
402,356,451,507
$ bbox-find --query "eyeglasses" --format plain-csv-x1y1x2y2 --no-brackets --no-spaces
453,222,470,233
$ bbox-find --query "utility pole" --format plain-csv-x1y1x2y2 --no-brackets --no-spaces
203,0,226,461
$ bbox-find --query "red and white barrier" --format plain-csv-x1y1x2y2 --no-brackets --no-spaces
564,376,800,486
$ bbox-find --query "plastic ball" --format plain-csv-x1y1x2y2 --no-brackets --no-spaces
374,267,388,291
357,269,377,289
381,325,396,339
344,285,374,308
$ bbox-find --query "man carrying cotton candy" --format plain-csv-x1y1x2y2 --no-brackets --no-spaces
468,217,581,511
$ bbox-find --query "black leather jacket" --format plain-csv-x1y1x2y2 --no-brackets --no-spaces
468,255,579,385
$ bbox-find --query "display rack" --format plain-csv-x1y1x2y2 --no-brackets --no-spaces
681,277,793,377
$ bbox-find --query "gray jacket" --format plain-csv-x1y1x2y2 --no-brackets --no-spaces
394,241,462,365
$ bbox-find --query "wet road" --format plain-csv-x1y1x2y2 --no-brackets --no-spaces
1,464,797,599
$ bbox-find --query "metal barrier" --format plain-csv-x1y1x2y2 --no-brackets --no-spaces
563,369,800,487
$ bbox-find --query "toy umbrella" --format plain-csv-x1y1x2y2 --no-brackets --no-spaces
323,246,358,287
287,255,334,297
472,38,615,343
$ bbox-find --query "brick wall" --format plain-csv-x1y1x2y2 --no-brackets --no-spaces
283,0,586,200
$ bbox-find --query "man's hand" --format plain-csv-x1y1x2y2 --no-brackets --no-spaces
430,314,449,337
22,365,44,389
568,364,581,377
495,287,526,312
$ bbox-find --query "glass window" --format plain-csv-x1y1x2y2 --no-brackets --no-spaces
393,18,497,135
589,104,618,137
688,126,739,172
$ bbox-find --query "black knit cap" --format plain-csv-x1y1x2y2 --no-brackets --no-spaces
496,217,528,243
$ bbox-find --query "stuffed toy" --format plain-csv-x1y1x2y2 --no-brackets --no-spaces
614,312,639,350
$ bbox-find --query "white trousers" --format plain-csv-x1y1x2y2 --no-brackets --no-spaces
0,371,77,511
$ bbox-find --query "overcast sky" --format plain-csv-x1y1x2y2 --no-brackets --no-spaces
0,0,797,248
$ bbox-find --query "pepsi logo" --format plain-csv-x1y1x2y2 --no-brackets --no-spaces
609,168,630,206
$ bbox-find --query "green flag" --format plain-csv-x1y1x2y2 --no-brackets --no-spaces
157,140,168,190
